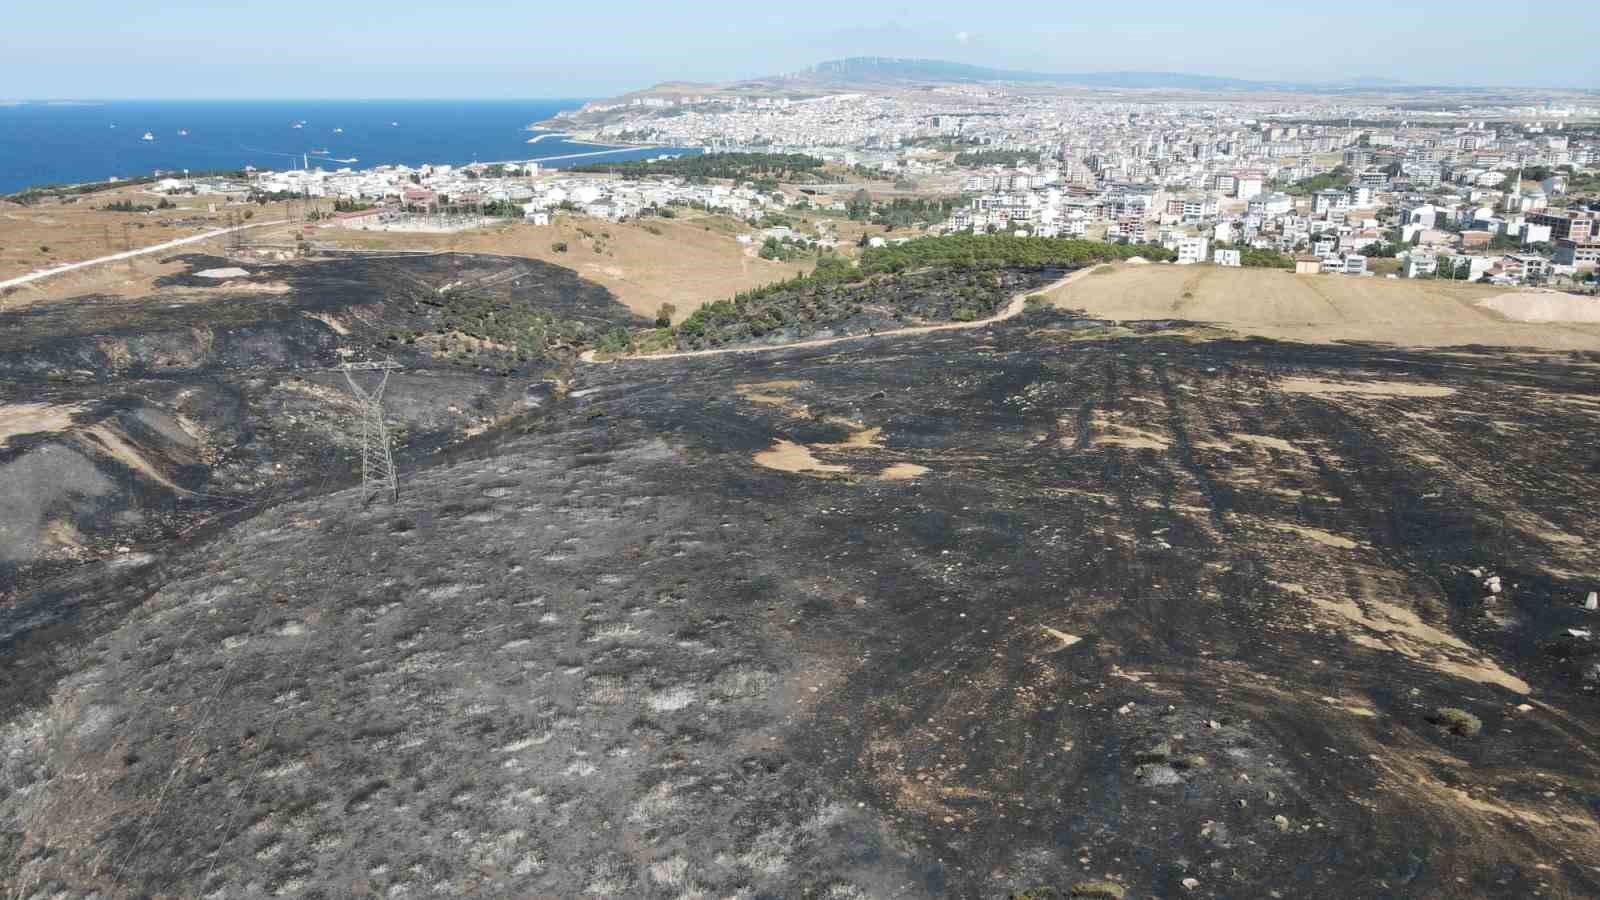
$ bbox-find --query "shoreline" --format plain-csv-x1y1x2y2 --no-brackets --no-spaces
3,141,700,197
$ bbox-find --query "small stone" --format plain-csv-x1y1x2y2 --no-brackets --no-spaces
1206,719,1220,730
1182,877,1200,891
1585,591,1598,611
1274,814,1291,832
1236,798,1248,809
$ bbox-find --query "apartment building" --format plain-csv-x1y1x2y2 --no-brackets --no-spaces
1527,209,1597,242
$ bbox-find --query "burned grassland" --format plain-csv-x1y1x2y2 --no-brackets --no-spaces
0,252,647,589
3,302,1598,898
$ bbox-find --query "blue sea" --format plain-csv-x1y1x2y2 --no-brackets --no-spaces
0,100,694,194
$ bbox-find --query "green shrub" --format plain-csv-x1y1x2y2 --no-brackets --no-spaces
551,241,568,253
1431,707,1482,736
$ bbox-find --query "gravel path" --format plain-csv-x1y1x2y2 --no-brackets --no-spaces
0,221,284,290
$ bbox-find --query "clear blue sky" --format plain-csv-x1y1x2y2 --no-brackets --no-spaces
5,0,1596,98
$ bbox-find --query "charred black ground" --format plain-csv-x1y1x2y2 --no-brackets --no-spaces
3,292,1598,897
0,252,645,590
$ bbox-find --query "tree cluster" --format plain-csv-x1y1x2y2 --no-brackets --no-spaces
953,149,1042,167
858,234,1176,274
571,152,825,182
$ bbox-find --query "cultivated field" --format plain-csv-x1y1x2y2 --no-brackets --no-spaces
1049,263,1600,350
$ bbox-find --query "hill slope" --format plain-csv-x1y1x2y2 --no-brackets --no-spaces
5,308,1599,897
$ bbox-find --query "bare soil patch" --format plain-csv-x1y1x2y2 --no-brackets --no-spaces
1279,377,1458,398
1049,264,1600,350
1477,289,1600,323
0,402,81,447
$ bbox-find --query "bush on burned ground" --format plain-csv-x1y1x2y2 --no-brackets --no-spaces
1430,707,1483,737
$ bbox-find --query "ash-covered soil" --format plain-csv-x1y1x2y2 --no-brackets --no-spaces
0,252,644,587
4,305,1600,898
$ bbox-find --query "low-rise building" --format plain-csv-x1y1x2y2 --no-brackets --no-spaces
1175,236,1209,265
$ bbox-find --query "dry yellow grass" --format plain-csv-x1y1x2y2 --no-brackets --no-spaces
314,212,810,322
0,187,306,280
1047,263,1600,350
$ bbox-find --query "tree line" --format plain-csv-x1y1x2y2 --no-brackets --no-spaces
857,234,1177,274
572,152,825,182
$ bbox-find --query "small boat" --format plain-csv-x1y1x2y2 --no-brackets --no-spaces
141,132,154,141
311,148,329,155
334,157,358,164
390,121,399,127
333,127,343,134
291,121,304,129
178,129,188,136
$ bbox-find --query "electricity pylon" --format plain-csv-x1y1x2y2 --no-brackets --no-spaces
340,359,401,505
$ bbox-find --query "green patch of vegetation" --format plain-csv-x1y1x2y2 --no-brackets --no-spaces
630,328,677,355
757,235,818,261
386,284,609,372
859,234,1175,274
332,198,376,213
1431,707,1483,737
669,265,1045,351
1093,265,1115,275
1071,882,1127,899
1007,889,1063,900
1212,242,1295,269
954,149,1043,167
869,196,963,228
103,198,175,212
551,242,568,253
1282,166,1354,196
572,152,825,182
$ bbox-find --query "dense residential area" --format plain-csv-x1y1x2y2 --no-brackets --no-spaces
127,88,1600,288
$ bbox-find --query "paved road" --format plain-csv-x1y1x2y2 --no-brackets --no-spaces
581,265,1099,364
0,220,285,291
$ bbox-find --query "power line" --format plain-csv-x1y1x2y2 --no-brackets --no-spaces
339,359,401,505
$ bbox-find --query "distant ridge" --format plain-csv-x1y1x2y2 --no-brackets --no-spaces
795,57,1303,92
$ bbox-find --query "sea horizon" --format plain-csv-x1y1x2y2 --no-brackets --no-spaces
0,98,688,195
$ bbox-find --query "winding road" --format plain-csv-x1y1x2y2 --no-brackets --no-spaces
581,264,1101,364
0,220,285,291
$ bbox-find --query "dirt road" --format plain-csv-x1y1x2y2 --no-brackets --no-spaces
0,220,284,291
581,265,1099,364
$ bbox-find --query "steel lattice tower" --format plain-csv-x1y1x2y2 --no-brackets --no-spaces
340,360,401,505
